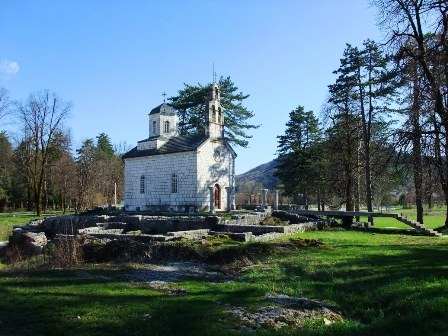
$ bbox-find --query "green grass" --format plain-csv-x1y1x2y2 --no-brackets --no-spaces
1,229,448,335
0,211,75,241
359,214,447,230
0,213,41,241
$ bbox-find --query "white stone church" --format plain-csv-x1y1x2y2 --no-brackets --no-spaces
123,83,236,213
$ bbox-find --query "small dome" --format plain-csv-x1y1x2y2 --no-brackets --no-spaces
149,103,176,115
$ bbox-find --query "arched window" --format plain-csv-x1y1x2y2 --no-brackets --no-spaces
171,173,178,193
215,87,219,99
140,175,145,194
164,121,170,133
152,121,157,134
218,108,222,123
212,105,216,122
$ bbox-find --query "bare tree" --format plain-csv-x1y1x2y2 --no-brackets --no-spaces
15,91,71,216
0,87,10,127
372,0,448,225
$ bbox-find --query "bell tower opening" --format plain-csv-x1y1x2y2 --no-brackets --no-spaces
206,83,224,139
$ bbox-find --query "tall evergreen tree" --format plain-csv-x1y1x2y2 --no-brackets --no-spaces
76,139,96,211
96,132,115,158
275,106,324,208
169,76,259,148
329,41,398,221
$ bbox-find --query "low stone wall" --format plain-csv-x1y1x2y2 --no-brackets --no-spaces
213,221,326,241
271,210,320,224
40,214,212,236
138,217,211,234
42,215,110,236
167,229,210,240
225,212,271,226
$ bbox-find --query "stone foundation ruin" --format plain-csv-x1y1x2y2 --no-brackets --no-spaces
0,210,329,263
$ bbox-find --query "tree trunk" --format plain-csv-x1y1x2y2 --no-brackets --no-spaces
34,188,42,216
411,63,424,224
358,63,373,225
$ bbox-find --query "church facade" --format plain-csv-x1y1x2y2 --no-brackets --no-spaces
123,84,236,212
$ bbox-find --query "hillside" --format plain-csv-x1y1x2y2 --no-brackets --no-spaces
235,160,279,190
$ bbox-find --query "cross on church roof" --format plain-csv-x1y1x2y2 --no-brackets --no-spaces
162,92,167,103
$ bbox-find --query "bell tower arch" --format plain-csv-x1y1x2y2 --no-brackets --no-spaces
205,83,224,139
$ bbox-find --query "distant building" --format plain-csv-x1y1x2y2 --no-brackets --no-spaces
123,83,236,212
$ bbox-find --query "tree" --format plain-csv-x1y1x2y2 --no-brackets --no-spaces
394,54,428,223
44,130,74,212
372,0,448,225
0,132,13,211
75,134,124,211
329,41,398,222
326,57,362,217
76,139,96,212
96,132,115,158
15,91,71,216
12,139,33,210
52,152,76,213
169,76,259,147
236,181,264,206
0,87,9,127
324,110,360,215
275,106,325,208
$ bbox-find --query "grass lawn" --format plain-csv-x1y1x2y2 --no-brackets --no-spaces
0,213,42,241
361,214,447,231
1,229,447,335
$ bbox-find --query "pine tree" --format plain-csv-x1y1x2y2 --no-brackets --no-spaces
328,41,398,220
169,76,259,148
275,106,324,208
96,132,115,158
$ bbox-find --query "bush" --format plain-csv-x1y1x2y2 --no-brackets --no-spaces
47,237,83,267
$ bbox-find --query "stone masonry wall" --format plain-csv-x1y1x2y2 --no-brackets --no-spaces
196,140,234,211
41,214,212,236
124,151,198,212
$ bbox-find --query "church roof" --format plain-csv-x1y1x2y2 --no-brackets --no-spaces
149,103,175,115
122,134,208,159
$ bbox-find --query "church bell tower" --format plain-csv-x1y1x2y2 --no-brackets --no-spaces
205,83,224,139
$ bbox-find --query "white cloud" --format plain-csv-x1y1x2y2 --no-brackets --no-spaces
0,58,20,77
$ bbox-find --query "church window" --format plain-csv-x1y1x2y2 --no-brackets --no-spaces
171,173,178,193
164,121,170,133
152,121,157,134
140,176,145,194
212,105,216,122
215,87,219,99
218,108,222,123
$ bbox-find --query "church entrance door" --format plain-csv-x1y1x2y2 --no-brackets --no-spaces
214,184,221,209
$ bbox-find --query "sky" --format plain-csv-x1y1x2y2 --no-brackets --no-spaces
0,0,383,174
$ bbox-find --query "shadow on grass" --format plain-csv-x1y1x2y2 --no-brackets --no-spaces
0,267,255,336
278,244,448,336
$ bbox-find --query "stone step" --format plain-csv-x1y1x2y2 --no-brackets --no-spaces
395,215,443,237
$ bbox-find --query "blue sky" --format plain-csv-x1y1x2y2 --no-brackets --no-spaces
1,0,381,174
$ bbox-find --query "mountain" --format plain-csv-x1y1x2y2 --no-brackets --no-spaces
235,160,280,190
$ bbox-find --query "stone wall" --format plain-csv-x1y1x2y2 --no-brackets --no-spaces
40,214,212,236
196,140,234,211
41,215,110,236
225,211,271,226
124,151,198,212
